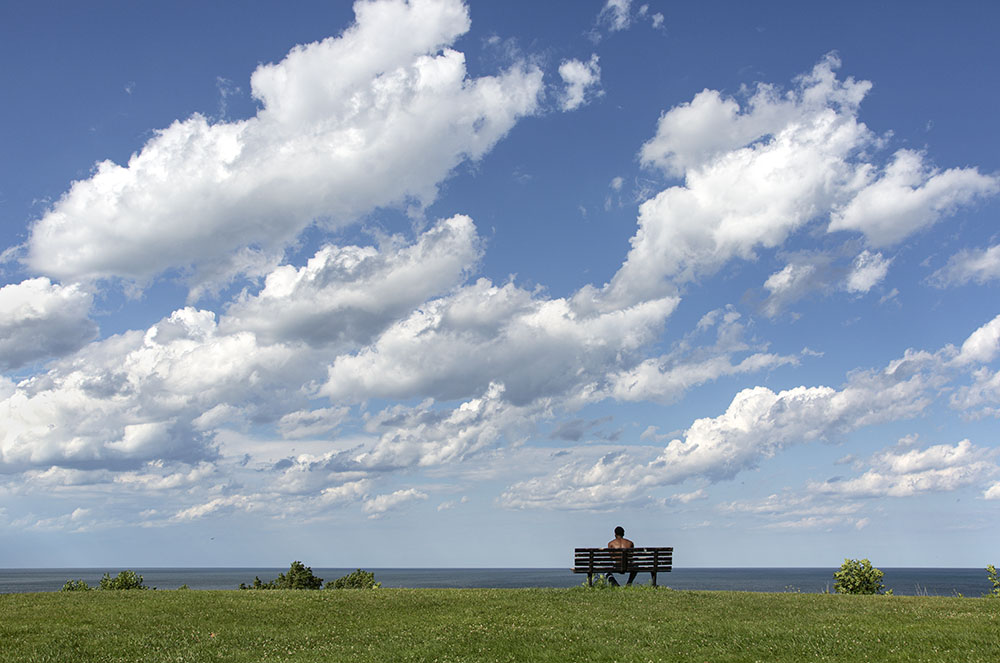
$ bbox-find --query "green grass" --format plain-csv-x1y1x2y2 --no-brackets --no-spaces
2,588,998,662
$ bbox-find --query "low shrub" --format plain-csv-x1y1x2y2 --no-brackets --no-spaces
62,571,149,591
240,561,324,590
98,570,149,591
987,564,1000,597
60,579,92,592
833,558,890,595
326,569,380,589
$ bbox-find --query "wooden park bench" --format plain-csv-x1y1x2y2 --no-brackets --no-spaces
573,547,673,586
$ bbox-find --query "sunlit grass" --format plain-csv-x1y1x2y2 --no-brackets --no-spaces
2,587,998,662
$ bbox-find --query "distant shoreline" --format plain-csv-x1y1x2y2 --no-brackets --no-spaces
1,567,990,596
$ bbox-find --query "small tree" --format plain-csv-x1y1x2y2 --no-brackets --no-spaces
275,561,324,589
987,564,1000,597
833,558,889,595
98,570,149,590
325,569,381,590
240,561,324,590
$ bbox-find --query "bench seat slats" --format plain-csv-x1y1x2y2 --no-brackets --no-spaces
574,553,672,561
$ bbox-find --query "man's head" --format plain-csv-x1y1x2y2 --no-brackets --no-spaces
614,526,625,537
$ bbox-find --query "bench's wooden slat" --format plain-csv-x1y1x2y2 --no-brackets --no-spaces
573,552,672,557
572,563,672,569
575,547,672,552
572,567,671,573
573,555,672,562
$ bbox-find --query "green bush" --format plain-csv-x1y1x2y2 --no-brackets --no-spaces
60,579,92,592
833,558,890,595
987,564,1000,597
325,569,381,590
98,570,149,591
240,561,324,590
239,576,276,590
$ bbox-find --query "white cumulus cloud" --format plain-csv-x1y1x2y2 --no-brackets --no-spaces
362,488,428,517
582,54,997,312
592,55,875,308
25,0,542,295
829,149,999,247
809,439,997,498
845,250,892,293
221,215,481,348
502,347,939,510
322,278,678,405
0,278,96,371
598,0,633,32
930,244,1000,287
953,313,1000,366
558,54,601,111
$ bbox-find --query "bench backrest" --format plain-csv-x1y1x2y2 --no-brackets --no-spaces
574,547,673,572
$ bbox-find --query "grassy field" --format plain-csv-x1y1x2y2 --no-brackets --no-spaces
2,587,998,662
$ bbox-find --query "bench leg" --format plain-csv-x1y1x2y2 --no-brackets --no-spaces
587,573,593,587
651,572,657,587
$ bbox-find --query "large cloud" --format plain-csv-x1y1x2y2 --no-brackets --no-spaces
586,54,875,309
25,0,542,294
321,279,678,405
221,215,480,348
501,314,1000,511
501,349,940,510
604,308,799,402
354,382,542,469
809,439,997,498
0,278,96,371
0,307,318,471
829,149,999,246
580,54,998,312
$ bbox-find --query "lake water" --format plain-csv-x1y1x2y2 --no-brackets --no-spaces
0,567,991,596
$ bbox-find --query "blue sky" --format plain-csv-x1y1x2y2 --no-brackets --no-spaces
1,0,998,569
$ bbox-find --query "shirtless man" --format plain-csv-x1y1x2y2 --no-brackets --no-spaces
606,526,638,586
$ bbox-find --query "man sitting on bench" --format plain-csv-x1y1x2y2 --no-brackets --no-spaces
606,526,638,586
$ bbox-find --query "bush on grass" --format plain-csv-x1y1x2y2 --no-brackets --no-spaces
326,568,381,589
62,571,150,591
833,558,891,595
98,570,149,590
61,579,92,591
987,564,1000,597
240,561,324,590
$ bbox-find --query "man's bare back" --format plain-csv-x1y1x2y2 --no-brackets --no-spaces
605,526,637,585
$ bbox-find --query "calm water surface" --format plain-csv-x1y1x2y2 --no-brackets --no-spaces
0,567,990,596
